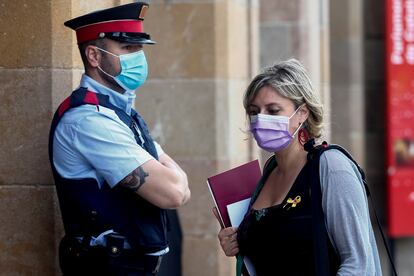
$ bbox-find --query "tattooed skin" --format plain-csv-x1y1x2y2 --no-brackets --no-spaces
119,166,149,192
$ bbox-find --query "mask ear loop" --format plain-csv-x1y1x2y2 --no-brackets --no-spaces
293,104,310,145
95,47,120,58
97,66,117,78
290,104,306,138
95,47,121,81
292,121,304,138
289,104,305,119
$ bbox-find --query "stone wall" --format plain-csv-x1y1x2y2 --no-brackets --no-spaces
142,1,258,275
0,0,56,274
329,0,365,165
0,0,259,275
259,0,330,140
2,0,414,275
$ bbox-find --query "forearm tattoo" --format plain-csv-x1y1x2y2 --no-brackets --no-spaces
119,166,149,192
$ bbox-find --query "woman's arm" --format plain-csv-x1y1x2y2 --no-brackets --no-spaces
319,149,382,276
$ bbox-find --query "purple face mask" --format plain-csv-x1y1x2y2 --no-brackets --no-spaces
250,106,303,152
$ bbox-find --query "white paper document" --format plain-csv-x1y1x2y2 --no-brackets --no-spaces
227,198,251,227
226,198,257,276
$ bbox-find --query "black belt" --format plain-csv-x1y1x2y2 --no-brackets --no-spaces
59,235,163,275
89,246,163,274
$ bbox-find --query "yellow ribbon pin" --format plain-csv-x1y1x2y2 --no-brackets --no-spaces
283,195,301,210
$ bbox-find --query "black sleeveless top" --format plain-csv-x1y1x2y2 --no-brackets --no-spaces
237,157,338,276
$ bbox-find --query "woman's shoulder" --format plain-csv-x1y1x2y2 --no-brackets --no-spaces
319,147,358,174
318,147,366,197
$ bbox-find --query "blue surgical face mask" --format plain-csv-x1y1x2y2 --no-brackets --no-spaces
96,47,148,91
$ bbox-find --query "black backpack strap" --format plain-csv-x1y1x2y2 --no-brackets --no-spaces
368,192,398,276
305,139,398,276
305,139,331,276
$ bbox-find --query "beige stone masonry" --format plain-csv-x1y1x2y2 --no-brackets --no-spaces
0,186,55,275
141,1,257,275
0,0,258,275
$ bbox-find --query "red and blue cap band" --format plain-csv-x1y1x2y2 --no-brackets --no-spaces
76,20,143,44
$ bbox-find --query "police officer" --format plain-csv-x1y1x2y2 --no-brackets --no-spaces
48,2,191,275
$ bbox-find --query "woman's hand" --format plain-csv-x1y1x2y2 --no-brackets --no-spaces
212,207,239,256
218,226,239,256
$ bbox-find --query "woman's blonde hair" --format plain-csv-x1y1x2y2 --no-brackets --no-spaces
243,58,324,138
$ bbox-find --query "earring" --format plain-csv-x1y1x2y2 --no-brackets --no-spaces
298,127,309,146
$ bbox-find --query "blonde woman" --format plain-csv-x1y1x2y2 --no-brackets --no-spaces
216,59,381,275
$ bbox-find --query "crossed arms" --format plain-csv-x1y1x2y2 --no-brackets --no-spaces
119,153,191,209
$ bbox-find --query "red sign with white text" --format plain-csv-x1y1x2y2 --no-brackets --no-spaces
386,0,414,237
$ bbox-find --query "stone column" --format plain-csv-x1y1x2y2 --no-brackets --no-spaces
259,0,330,150
0,0,56,274
140,0,258,275
329,0,365,165
0,0,258,274
0,0,132,274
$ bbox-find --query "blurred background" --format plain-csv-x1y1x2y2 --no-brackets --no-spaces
1,0,413,275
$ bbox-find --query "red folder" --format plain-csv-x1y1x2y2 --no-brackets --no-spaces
207,160,262,228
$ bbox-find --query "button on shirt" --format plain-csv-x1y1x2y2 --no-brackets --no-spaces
53,74,168,255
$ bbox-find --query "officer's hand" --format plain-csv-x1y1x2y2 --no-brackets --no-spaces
218,226,239,257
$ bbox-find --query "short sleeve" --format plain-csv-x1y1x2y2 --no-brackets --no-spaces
72,108,155,187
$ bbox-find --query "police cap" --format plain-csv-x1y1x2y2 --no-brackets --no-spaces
64,2,155,45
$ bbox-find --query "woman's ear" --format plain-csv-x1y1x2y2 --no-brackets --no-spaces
85,45,100,68
299,104,310,122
